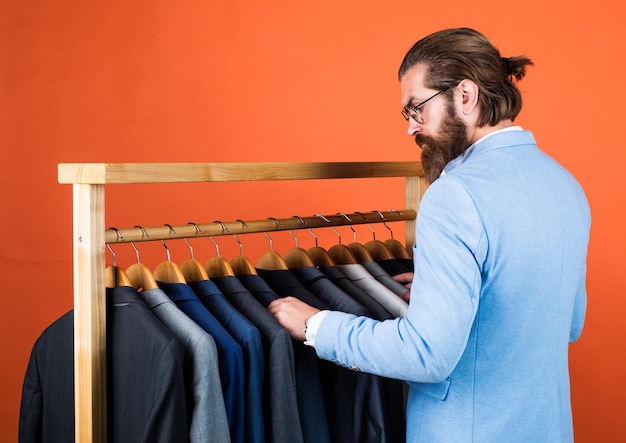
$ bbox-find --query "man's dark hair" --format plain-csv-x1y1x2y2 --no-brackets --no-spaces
398,28,533,127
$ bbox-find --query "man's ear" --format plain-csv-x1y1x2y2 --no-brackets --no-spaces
456,79,479,116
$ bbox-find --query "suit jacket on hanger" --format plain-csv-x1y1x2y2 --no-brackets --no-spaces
290,266,405,443
257,268,393,443
375,258,413,277
289,266,369,316
317,265,393,321
360,260,411,297
19,286,188,443
236,273,331,443
210,275,305,443
337,263,409,318
158,281,245,443
188,279,265,443
140,288,230,443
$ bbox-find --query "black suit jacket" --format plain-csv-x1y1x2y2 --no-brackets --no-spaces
19,286,188,443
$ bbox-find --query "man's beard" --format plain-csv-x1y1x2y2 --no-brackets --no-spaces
415,101,470,184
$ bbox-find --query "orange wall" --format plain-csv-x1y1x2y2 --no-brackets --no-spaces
2,1,624,441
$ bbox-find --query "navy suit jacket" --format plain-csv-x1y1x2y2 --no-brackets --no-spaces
188,279,265,443
158,281,245,443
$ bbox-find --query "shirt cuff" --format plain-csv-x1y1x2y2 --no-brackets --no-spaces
304,310,330,348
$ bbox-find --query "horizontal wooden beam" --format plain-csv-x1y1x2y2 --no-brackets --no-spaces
58,161,424,184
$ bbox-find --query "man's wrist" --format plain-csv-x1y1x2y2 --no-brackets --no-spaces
304,310,330,347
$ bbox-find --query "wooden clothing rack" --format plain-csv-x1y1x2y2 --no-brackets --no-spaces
58,161,427,443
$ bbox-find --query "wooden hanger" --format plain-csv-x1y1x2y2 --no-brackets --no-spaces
105,266,132,288
300,222,335,266
283,230,315,269
229,231,258,275
153,239,187,284
205,256,236,277
256,231,289,270
181,259,209,282
127,263,158,291
374,210,413,259
124,228,158,291
351,214,394,261
284,247,315,268
384,238,412,259
347,242,374,263
179,226,210,282
328,243,358,265
256,251,289,270
204,235,235,277
105,243,132,288
365,239,395,260
307,246,335,266
230,255,258,275
324,221,359,265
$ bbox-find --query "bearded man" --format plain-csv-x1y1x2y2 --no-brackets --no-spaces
270,28,591,442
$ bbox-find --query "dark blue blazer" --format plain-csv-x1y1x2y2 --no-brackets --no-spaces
188,279,265,443
158,281,245,443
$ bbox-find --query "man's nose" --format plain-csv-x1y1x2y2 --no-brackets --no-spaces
407,118,422,136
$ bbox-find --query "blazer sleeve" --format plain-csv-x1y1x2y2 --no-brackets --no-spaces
19,345,43,443
569,266,587,343
314,179,486,383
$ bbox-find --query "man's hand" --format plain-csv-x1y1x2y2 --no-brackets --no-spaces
268,296,320,341
392,272,414,302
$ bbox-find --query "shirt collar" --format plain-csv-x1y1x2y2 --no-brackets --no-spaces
440,126,523,177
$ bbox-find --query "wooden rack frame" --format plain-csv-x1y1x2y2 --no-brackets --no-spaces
58,161,426,442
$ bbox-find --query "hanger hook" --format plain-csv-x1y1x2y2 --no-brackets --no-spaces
293,215,315,247
355,211,376,240
374,210,394,239
263,231,274,251
288,229,299,248
315,213,342,245
106,244,117,267
130,225,150,263
184,222,203,259
337,212,357,243
264,217,284,251
107,227,125,267
210,220,229,257
108,226,126,242
234,219,249,256
160,224,176,261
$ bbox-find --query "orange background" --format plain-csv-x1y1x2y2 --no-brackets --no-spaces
1,1,624,441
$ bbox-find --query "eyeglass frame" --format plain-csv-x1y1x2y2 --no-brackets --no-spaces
401,83,456,124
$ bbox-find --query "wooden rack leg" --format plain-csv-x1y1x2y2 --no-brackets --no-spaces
405,175,427,250
73,184,106,443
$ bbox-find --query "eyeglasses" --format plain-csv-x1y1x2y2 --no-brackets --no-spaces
401,84,454,124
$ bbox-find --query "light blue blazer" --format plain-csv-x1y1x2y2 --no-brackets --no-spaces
314,129,590,442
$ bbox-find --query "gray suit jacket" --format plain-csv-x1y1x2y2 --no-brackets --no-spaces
337,263,408,317
141,288,230,443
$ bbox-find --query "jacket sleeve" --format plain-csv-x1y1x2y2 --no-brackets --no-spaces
569,267,587,343
19,343,43,443
314,178,487,383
